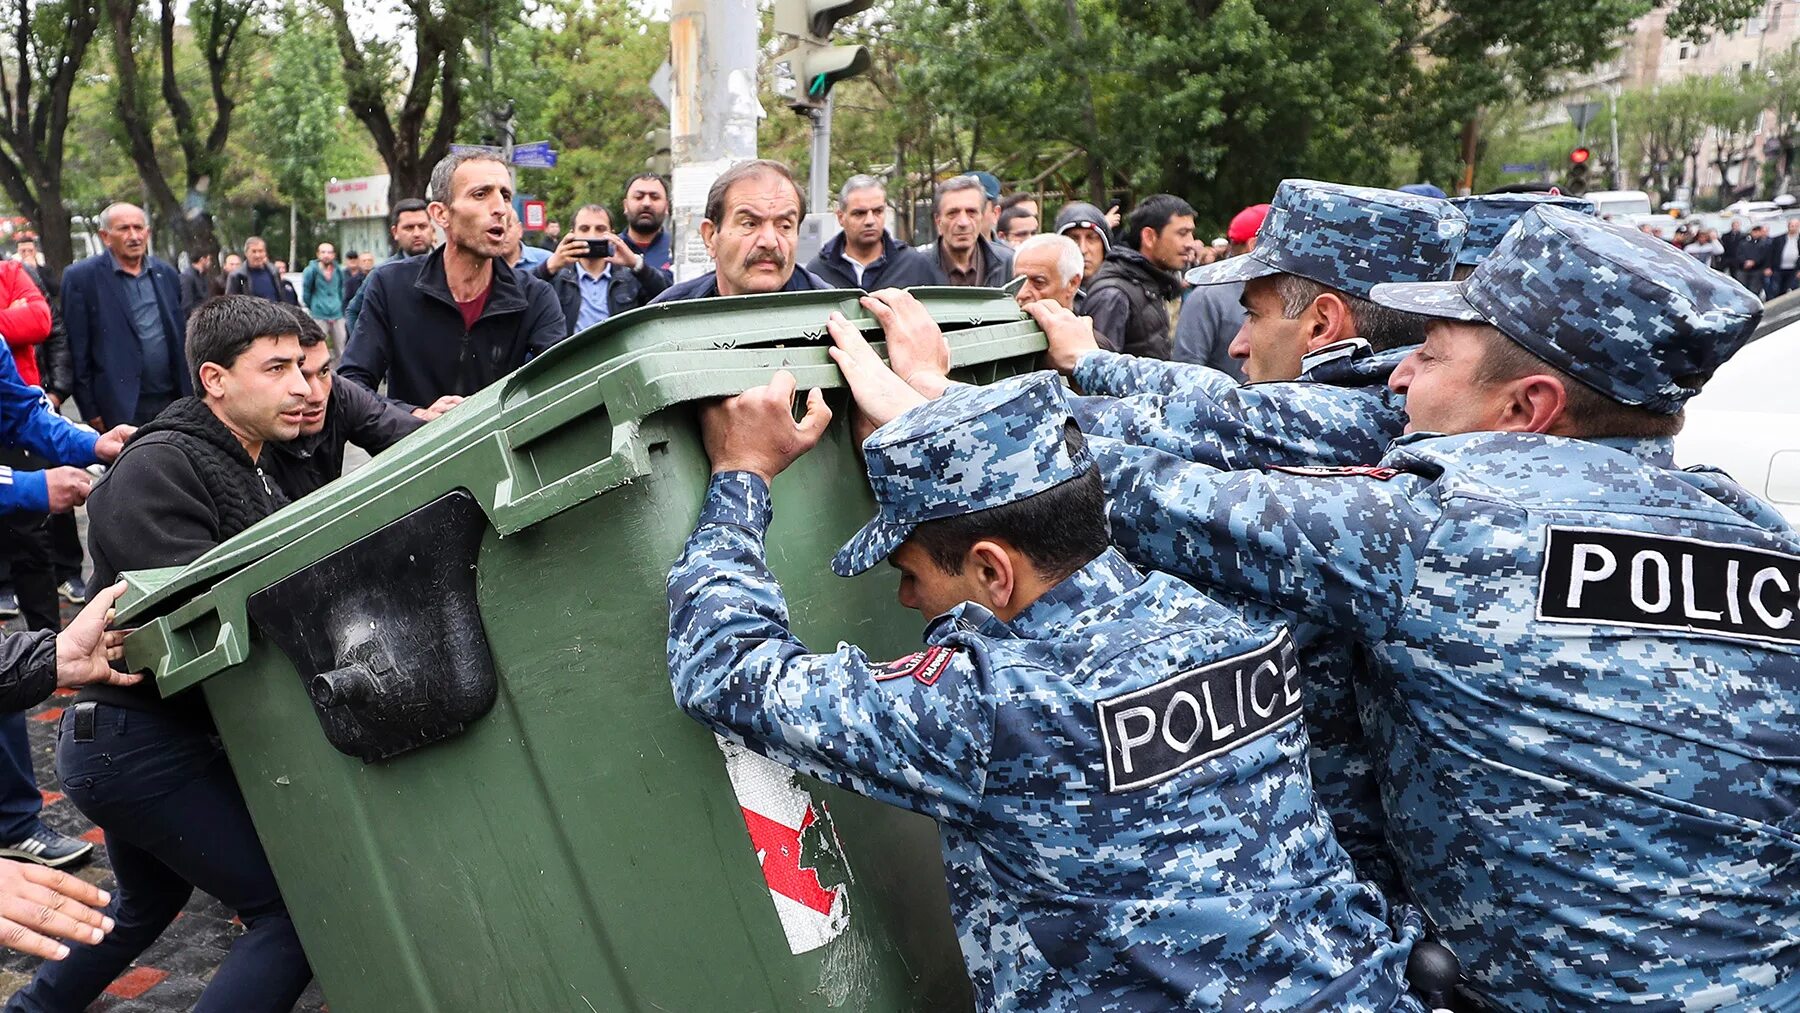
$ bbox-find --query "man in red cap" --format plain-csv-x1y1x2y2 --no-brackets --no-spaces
1171,203,1267,379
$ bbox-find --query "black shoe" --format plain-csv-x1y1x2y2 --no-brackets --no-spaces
0,825,95,868
57,579,87,605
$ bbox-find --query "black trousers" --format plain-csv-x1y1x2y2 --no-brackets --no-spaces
0,448,59,632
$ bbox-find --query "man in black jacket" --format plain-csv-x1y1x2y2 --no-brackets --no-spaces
534,203,668,336
1082,194,1195,359
13,296,315,1012
340,151,565,413
915,175,1013,287
222,237,296,306
650,159,834,303
178,251,211,318
805,175,945,291
264,305,424,499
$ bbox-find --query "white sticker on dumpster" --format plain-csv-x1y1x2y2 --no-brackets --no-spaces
716,736,852,954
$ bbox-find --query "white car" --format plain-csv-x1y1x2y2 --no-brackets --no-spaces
1674,320,1800,522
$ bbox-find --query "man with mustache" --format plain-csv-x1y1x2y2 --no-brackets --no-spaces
12,295,317,1011
650,160,833,303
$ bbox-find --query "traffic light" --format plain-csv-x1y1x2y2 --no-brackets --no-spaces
1567,147,1592,193
773,0,873,111
644,129,671,177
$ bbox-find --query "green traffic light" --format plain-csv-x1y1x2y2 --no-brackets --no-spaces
810,73,827,96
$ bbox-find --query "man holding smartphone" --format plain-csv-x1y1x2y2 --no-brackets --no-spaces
535,203,669,336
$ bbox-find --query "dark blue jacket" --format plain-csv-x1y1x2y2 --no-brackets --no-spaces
340,248,566,410
805,231,947,291
532,258,670,337
649,267,834,304
622,229,674,288
61,252,191,427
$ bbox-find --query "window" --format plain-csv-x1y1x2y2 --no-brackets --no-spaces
1679,44,1691,60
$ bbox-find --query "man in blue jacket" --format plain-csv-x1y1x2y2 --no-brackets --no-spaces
650,160,833,303
61,203,191,428
805,175,945,291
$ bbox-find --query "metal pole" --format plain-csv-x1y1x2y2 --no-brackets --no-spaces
669,0,761,283
1609,86,1623,190
809,93,832,213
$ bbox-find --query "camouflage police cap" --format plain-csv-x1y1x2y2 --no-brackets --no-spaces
1369,205,1762,414
832,372,1092,577
1183,179,1467,296
1449,193,1597,265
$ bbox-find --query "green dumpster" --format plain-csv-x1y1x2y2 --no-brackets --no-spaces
118,289,1046,1012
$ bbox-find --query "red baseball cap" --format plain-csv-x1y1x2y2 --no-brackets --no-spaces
1227,204,1272,244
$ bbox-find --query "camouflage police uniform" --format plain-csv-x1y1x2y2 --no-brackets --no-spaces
667,372,1426,1011
1068,181,1471,895
1088,207,1799,1011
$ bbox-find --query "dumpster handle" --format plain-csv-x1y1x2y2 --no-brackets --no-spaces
490,419,652,536
126,599,252,698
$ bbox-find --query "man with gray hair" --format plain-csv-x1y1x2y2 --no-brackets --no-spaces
916,175,1013,287
1009,233,1084,313
805,175,944,291
340,150,564,415
650,159,833,303
62,201,190,429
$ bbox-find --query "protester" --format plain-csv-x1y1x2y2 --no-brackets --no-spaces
178,250,212,319
339,151,564,415
262,305,424,500
620,173,674,284
997,192,1038,223
1052,201,1111,290
10,296,316,1012
534,203,669,336
502,213,551,270
1171,202,1266,379
1685,228,1724,268
649,160,833,303
300,242,347,348
219,252,242,290
1008,233,1083,311
1770,217,1800,298
1733,223,1773,292
997,204,1038,247
224,237,297,305
62,202,192,428
1082,194,1195,359
804,175,944,291
342,198,437,344
916,175,1013,287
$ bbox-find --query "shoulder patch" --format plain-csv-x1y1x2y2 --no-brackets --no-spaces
1269,464,1401,481
874,646,958,687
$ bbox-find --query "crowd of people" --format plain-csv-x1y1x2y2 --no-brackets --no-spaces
1646,215,1800,299
0,147,1791,1012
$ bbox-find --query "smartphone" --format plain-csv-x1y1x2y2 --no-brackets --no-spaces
584,239,612,259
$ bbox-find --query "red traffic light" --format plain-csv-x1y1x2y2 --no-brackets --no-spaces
1569,147,1592,165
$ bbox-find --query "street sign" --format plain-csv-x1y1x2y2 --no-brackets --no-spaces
1565,100,1603,134
1501,162,1545,174
650,62,673,112
511,150,558,169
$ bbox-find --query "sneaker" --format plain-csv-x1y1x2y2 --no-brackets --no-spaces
0,592,18,620
57,579,87,605
0,825,94,868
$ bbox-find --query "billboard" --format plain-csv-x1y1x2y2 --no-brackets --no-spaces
325,174,391,222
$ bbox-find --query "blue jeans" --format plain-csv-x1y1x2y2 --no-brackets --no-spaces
6,704,312,1013
0,712,44,843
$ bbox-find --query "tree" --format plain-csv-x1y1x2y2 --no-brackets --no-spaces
1763,46,1800,195
105,0,261,259
0,0,103,277
319,0,518,206
1618,76,1715,201
1703,69,1767,201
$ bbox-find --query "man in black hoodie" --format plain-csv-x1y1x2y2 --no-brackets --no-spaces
11,296,315,1012
264,304,424,499
805,175,945,291
1082,194,1194,359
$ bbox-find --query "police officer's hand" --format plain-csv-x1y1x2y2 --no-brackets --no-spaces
43,467,91,512
702,370,832,484
862,289,951,398
827,312,928,442
1025,300,1100,375
92,424,134,464
0,860,114,960
55,582,140,690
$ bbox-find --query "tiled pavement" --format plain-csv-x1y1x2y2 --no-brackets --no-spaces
0,596,329,1012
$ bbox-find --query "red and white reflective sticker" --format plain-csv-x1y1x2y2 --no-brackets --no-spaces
874,645,957,687
716,737,851,954
1269,464,1402,481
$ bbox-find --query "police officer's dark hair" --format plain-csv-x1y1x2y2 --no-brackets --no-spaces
186,295,303,390
703,159,806,225
1123,194,1196,251
391,198,428,224
908,422,1109,582
273,303,327,349
1271,273,1429,352
1471,325,1685,438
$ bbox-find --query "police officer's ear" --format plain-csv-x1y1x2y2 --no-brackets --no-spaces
1303,291,1356,351
965,539,1020,618
1492,372,1571,435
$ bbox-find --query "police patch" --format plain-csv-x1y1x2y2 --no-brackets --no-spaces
1095,631,1302,793
1268,465,1401,480
1538,526,1800,645
873,646,957,687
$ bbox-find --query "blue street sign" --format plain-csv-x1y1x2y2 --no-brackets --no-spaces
1502,162,1546,174
512,140,553,158
511,150,558,169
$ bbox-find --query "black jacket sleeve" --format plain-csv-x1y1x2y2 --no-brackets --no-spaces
88,441,222,585
339,274,394,401
0,630,58,713
1083,287,1131,353
631,260,670,303
523,278,573,358
335,373,425,454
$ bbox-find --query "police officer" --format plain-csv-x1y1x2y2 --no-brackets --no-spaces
1083,207,1796,1011
1448,193,1597,280
668,369,1424,1011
